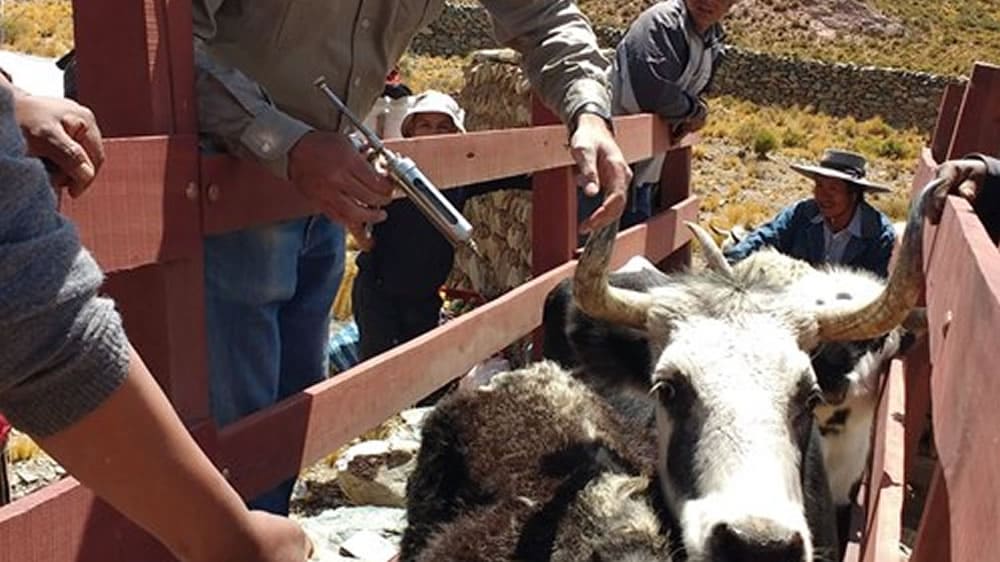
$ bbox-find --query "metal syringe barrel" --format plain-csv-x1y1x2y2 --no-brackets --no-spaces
314,76,475,249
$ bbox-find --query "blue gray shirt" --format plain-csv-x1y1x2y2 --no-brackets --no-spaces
723,198,896,278
613,0,725,121
0,87,129,437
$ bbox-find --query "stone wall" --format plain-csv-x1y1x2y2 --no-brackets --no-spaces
412,2,964,132
709,46,965,131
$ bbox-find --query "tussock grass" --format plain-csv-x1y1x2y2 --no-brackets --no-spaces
397,54,469,97
6,432,42,462
0,0,73,58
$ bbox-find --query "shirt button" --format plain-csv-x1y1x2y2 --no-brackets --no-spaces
360,18,371,30
353,77,362,87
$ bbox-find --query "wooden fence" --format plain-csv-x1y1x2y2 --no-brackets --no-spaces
0,0,996,560
0,1,696,560
844,62,1000,562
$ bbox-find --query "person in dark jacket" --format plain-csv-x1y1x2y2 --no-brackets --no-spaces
930,154,1000,242
724,149,897,278
352,91,527,361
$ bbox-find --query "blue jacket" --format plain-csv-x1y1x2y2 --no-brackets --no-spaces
723,199,896,278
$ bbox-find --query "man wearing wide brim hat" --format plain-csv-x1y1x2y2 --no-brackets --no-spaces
724,149,897,278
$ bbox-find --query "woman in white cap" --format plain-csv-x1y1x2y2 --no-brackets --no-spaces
723,149,896,278
352,91,526,366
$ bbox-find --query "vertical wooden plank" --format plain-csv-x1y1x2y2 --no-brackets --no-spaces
72,0,173,135
946,63,1000,160
923,200,1000,562
903,337,931,479
162,0,197,134
658,146,692,271
930,84,967,163
103,259,210,425
909,464,951,562
530,97,578,274
859,359,906,562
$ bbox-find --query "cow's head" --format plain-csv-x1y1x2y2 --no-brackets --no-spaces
569,184,936,562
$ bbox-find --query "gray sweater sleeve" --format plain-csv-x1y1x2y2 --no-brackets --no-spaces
0,87,129,437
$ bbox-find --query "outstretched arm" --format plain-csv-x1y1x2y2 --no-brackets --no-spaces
483,0,632,233
38,348,311,562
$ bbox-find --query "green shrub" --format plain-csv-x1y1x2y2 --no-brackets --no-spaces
752,129,778,158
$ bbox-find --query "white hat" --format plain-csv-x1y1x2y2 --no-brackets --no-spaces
400,90,466,135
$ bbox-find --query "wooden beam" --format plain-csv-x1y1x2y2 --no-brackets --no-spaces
201,115,687,235
909,463,952,562
0,478,175,562
216,197,698,498
72,0,194,136
658,145,693,271
946,63,1000,160
859,359,906,562
923,196,1000,562
103,260,210,424
58,136,201,273
531,97,577,276
930,83,967,163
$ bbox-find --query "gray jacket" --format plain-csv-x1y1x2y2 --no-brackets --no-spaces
0,87,128,437
612,0,725,186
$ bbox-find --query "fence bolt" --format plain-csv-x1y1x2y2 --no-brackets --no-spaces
185,182,198,201
942,310,953,338
207,184,221,203
221,467,231,480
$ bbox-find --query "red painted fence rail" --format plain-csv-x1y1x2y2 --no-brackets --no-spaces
0,2,697,558
1,0,996,559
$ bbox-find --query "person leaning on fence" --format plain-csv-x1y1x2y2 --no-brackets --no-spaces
929,154,1000,242
352,90,529,363
579,0,734,230
0,77,310,562
192,0,632,515
723,149,897,278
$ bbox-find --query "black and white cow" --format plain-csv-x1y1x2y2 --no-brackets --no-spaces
405,184,934,562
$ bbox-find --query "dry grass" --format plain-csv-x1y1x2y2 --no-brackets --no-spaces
0,0,73,58
397,54,469,97
6,431,42,462
4,0,996,77
576,0,999,76
689,94,925,231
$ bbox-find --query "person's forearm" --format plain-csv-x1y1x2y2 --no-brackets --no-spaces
37,346,259,562
484,0,611,124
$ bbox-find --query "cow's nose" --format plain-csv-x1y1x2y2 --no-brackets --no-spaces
709,520,806,562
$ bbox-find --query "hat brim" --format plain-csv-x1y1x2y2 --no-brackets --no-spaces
790,163,891,193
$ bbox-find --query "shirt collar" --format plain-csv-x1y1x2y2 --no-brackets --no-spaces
811,205,863,237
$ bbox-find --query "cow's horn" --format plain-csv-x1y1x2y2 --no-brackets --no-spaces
815,179,943,341
573,221,653,330
686,221,735,279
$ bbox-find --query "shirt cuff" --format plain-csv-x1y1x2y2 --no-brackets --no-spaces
561,77,612,127
239,106,314,180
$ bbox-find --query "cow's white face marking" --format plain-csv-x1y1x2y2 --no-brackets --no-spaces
649,315,820,562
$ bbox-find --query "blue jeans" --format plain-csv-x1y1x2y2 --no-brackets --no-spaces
204,215,344,514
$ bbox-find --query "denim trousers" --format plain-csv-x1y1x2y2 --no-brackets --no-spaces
204,215,344,514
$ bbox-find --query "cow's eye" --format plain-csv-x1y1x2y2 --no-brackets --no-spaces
650,379,676,403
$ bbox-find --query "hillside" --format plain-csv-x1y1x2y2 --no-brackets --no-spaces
577,0,999,76
2,0,999,75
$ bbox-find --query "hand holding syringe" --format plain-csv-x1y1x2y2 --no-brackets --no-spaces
314,77,478,255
